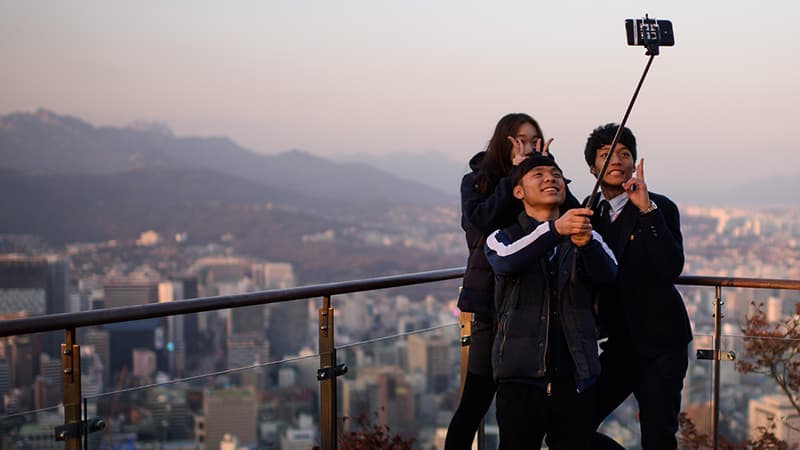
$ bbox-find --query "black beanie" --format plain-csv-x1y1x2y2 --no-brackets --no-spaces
510,154,562,186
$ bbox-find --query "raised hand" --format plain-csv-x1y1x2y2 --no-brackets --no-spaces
623,158,650,211
508,136,530,166
535,137,554,157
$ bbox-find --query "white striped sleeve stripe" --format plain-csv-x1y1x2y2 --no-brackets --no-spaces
592,230,618,265
486,222,552,257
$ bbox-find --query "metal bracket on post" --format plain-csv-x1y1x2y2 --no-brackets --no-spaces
317,364,348,381
54,417,106,442
697,349,736,361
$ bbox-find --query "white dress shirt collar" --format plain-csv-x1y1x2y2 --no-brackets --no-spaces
601,192,629,222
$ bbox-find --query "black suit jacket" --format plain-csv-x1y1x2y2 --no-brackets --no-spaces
590,192,693,358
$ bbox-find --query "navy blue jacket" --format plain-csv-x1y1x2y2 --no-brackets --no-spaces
589,192,693,357
485,212,618,389
457,152,523,315
458,151,580,315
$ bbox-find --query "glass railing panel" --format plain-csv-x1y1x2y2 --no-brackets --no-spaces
82,352,320,450
325,282,462,348
0,404,66,449
594,334,713,449
336,322,472,449
0,329,71,414
679,334,714,448
715,334,800,447
677,283,800,446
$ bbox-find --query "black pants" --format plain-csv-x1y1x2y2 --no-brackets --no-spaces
496,379,596,450
591,344,689,450
445,317,496,450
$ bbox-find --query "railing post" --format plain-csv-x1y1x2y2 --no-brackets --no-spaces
710,285,722,450
60,327,83,450
457,311,485,449
318,295,347,450
458,311,472,396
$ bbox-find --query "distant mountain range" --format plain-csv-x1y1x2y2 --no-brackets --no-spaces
0,109,456,209
0,110,468,280
672,174,800,208
336,150,469,198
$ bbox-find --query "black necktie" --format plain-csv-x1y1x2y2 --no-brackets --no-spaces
598,199,612,225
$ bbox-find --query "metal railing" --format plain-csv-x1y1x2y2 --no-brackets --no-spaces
1,269,799,450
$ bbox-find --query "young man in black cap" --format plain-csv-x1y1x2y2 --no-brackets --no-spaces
584,123,693,450
485,154,617,449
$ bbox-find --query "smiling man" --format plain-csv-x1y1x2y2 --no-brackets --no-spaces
583,123,693,450
484,154,617,449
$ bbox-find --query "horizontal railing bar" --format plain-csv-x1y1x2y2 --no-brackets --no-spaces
1,269,798,338
0,267,465,337
676,275,800,290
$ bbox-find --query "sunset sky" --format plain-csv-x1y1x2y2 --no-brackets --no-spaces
2,1,798,197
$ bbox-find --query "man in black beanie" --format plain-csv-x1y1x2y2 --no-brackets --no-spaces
485,154,618,449
584,123,693,450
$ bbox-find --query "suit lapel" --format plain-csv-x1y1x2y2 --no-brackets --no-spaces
615,201,639,264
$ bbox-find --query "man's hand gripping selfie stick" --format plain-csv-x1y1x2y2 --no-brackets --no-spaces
572,15,672,282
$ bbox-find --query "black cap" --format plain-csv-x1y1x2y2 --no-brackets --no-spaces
510,154,563,186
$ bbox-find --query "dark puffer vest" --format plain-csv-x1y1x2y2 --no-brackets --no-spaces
486,212,617,390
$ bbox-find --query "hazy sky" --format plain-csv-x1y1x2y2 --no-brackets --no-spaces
1,1,798,198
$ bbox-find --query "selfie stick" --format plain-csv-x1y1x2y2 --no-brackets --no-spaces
584,53,655,209
573,17,664,282
586,14,665,207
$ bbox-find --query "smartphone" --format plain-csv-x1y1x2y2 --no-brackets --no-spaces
626,17,674,48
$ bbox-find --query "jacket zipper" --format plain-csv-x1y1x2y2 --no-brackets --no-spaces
498,279,520,363
560,250,583,394
542,273,550,375
498,314,509,361
559,286,582,394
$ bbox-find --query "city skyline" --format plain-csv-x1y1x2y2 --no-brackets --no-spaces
1,1,799,200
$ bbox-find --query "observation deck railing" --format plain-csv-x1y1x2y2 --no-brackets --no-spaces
1,268,799,449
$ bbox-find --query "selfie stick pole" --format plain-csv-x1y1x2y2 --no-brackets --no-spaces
585,53,655,209
571,51,658,283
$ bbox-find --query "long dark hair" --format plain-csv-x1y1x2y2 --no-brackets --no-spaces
475,113,543,193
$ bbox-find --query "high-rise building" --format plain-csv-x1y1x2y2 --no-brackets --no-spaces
407,333,452,393
83,328,110,385
133,348,157,381
0,254,68,316
0,255,69,357
9,335,34,390
189,256,250,295
252,262,295,289
749,394,800,444
267,301,309,359
37,354,62,408
341,366,415,436
158,281,188,377
0,359,10,401
104,318,167,379
103,276,159,308
280,414,316,450
203,387,258,450
173,276,204,365
229,304,264,337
